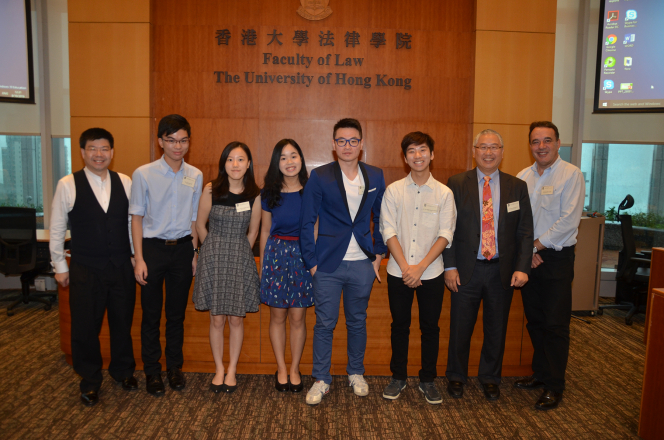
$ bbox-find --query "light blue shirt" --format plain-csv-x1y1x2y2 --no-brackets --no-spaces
129,156,203,240
476,168,500,260
517,156,585,250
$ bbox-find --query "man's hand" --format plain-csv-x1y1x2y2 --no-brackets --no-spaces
444,269,460,292
131,257,136,269
531,253,543,269
510,271,528,288
134,259,148,285
372,255,383,282
402,264,424,287
55,272,69,288
192,253,198,276
310,265,317,277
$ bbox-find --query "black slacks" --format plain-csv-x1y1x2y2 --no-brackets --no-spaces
446,260,514,385
69,260,136,393
521,246,575,393
140,238,194,375
387,273,445,383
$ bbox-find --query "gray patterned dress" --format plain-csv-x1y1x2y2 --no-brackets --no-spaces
193,192,259,316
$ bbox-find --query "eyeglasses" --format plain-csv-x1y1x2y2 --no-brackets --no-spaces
162,137,190,146
474,144,502,152
334,137,361,147
530,138,555,147
85,146,111,153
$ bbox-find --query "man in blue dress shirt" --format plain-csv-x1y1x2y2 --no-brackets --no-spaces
299,118,387,405
130,114,203,396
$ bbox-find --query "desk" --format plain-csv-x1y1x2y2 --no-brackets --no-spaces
639,287,664,439
644,247,664,344
58,258,534,376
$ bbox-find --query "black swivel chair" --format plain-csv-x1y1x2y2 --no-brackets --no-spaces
0,207,55,316
597,195,651,325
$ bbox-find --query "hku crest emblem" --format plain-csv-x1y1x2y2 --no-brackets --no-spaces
297,0,332,21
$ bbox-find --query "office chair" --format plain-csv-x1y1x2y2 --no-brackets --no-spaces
597,195,651,325
0,207,55,316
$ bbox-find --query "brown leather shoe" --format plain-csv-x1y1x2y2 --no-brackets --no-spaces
514,375,546,390
446,380,464,398
535,389,563,411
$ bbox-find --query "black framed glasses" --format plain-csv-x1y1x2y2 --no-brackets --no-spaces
334,137,361,147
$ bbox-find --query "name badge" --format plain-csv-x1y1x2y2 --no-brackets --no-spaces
236,202,250,212
182,176,196,188
358,185,365,195
507,201,520,212
422,203,438,213
541,186,554,195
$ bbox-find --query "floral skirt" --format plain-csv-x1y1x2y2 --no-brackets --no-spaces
260,236,314,308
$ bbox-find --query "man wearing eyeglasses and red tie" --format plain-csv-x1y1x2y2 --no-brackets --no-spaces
129,114,203,396
299,118,387,405
443,129,533,402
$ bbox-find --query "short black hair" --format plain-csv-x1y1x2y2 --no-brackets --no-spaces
333,118,363,139
529,121,559,141
158,114,191,138
79,128,114,149
401,131,434,156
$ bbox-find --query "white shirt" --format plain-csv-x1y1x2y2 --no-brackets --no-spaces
49,167,133,273
517,156,585,250
342,168,367,261
380,173,456,280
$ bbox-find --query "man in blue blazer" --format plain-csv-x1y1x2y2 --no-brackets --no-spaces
300,118,387,405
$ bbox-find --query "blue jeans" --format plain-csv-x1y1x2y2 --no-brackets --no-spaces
311,259,376,384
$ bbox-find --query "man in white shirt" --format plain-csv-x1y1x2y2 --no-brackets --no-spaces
50,128,136,407
515,121,585,411
379,132,456,404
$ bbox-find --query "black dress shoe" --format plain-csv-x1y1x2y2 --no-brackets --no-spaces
535,389,563,411
80,390,99,407
210,383,224,394
290,372,304,393
167,367,186,391
119,376,138,391
482,383,500,401
275,371,289,392
514,375,546,390
146,374,165,396
447,381,464,398
221,383,238,394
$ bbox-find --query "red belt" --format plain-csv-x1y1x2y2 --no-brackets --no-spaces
273,235,299,241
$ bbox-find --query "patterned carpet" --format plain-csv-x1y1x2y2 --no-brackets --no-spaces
0,292,645,439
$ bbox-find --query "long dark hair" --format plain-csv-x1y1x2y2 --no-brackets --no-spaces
211,141,260,202
262,139,308,209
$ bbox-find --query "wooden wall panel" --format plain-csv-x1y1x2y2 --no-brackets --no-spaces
70,117,152,177
474,31,555,126
68,0,150,23
476,0,557,33
69,23,150,118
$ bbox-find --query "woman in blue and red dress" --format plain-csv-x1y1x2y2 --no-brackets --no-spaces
259,139,315,393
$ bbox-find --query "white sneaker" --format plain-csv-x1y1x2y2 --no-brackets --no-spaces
348,374,369,396
306,380,330,405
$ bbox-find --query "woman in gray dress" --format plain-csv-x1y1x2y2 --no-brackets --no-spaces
193,142,261,393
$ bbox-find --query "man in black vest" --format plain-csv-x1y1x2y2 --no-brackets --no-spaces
50,128,137,407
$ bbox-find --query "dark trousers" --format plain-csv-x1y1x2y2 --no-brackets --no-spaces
140,238,194,375
387,273,445,383
521,246,575,393
69,260,136,393
446,260,514,385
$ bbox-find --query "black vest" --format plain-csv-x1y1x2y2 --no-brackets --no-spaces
69,170,131,269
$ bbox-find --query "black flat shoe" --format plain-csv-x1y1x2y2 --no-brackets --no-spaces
275,371,290,392
167,367,186,391
210,383,224,394
146,374,165,396
80,390,99,407
535,389,563,411
514,375,546,390
290,372,304,393
221,383,238,394
119,376,138,391
447,380,464,398
482,383,500,401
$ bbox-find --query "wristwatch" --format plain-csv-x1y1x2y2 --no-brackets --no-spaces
194,247,200,255
533,246,538,254
377,253,386,259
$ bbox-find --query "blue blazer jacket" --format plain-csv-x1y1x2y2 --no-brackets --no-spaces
299,161,387,273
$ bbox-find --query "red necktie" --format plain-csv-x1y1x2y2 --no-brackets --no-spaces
481,176,496,260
